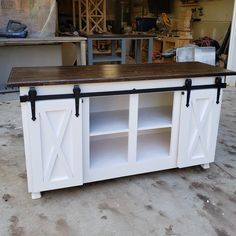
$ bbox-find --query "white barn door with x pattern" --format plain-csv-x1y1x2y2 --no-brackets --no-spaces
178,89,221,168
28,99,83,192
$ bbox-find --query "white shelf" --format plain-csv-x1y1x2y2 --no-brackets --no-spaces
90,109,129,136
137,131,171,162
90,135,128,168
138,106,172,131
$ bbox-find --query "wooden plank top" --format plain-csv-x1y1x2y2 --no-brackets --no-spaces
0,36,87,46
8,62,236,87
80,32,157,39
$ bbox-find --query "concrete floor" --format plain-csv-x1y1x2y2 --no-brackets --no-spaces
0,88,235,236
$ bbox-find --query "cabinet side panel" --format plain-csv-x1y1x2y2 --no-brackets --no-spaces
20,101,33,192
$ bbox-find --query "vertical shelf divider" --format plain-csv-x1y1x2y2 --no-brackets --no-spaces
128,94,139,164
169,92,181,159
83,97,90,171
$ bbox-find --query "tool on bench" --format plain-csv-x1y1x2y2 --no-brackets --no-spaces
0,20,28,38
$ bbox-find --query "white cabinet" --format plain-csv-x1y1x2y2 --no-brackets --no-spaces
178,89,221,168
22,99,83,197
19,77,223,199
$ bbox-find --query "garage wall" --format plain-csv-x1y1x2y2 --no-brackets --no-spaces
173,0,234,44
0,0,57,36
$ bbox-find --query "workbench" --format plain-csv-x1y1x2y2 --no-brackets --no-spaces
81,33,156,65
8,62,236,199
0,37,86,91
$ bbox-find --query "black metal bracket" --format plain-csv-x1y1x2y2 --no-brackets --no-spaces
73,85,81,117
215,76,223,104
185,79,192,107
183,77,225,107
20,78,227,121
28,87,37,121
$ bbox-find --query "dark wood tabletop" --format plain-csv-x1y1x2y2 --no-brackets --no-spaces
8,62,236,87
80,32,157,39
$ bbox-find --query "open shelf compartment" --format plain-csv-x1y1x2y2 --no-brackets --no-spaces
90,95,129,136
137,128,171,162
90,133,128,168
138,92,173,130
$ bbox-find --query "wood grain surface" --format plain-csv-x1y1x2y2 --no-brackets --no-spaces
8,62,236,87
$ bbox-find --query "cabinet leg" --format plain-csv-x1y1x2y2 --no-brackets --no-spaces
201,163,210,170
31,192,41,200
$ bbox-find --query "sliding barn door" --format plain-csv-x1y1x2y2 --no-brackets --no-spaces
178,89,221,168
27,99,83,192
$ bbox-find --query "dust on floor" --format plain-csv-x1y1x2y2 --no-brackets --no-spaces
0,88,235,236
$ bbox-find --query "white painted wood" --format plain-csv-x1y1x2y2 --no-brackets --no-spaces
20,98,34,193
84,147,176,184
90,95,129,112
139,92,173,108
80,41,87,66
20,85,75,96
76,41,87,66
137,130,171,161
82,97,91,183
31,192,42,200
19,77,222,198
26,99,83,192
89,94,130,136
83,160,177,183
20,77,215,96
201,163,210,170
138,106,172,130
83,91,178,183
128,94,139,163
90,134,128,168
90,109,129,136
80,77,215,94
227,0,236,86
84,123,177,182
170,92,182,164
138,92,173,130
178,89,222,168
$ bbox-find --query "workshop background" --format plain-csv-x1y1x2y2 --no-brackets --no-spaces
0,0,234,39
1,1,236,236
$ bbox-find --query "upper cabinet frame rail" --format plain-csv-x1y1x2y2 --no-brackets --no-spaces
20,78,226,121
